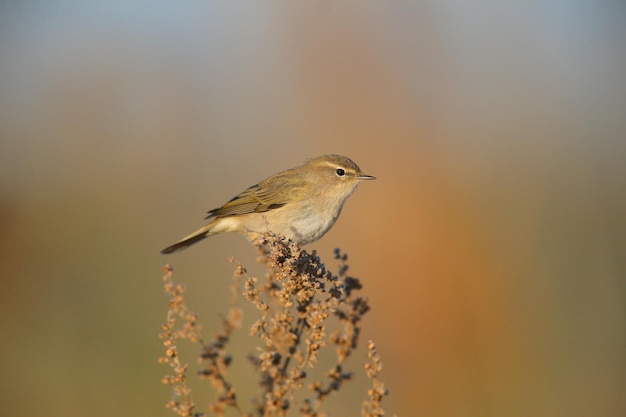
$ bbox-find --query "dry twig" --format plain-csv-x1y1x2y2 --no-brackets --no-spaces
159,234,391,416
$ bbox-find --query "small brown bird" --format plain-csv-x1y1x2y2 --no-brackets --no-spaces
161,154,375,254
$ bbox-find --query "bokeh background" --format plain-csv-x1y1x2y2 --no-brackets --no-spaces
1,2,625,416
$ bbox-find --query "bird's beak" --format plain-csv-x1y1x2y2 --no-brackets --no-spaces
356,174,376,181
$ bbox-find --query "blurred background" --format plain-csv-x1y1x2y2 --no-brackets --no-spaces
1,1,625,416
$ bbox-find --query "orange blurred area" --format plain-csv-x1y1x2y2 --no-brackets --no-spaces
1,2,625,416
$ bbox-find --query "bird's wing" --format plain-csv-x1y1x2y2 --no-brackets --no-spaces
206,171,304,219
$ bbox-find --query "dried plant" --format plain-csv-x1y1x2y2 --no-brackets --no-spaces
159,233,391,417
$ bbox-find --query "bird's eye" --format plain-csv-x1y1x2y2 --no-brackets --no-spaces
336,168,345,177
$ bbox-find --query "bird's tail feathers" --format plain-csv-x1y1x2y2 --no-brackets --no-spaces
161,225,213,254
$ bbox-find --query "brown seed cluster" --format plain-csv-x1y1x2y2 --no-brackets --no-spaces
362,341,389,417
198,281,243,416
158,264,202,417
159,234,391,417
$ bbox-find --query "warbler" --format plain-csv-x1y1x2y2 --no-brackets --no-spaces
161,154,375,254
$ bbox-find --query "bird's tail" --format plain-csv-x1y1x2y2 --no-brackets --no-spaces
161,225,213,254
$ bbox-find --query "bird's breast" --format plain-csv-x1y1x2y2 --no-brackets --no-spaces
236,190,351,245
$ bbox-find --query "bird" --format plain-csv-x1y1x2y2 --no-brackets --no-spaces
161,154,375,254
